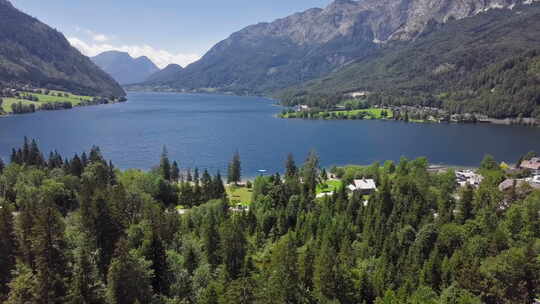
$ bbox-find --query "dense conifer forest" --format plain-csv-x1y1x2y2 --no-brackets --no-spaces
0,139,538,304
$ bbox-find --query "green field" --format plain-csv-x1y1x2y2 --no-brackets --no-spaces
282,108,393,120
226,185,252,206
1,90,94,113
29,91,93,105
332,108,393,119
2,98,38,113
316,179,343,194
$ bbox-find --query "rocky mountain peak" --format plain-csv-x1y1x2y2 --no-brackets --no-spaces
230,0,531,47
141,0,539,95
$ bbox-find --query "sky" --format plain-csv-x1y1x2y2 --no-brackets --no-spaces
10,0,332,68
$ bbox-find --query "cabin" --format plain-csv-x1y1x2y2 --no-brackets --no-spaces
520,157,540,171
346,91,369,98
455,170,483,187
295,105,311,112
348,178,377,194
230,204,249,212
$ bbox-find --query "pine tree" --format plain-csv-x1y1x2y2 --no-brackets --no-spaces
67,246,104,304
108,160,116,185
321,168,328,181
0,201,16,300
0,157,5,174
201,170,212,201
171,161,180,182
10,148,19,164
213,172,226,199
106,239,153,304
31,204,68,304
186,169,193,182
89,146,104,164
140,231,169,295
313,237,338,302
5,263,35,304
81,152,88,167
29,138,44,167
285,153,297,177
48,152,56,169
92,196,122,279
227,151,241,185
262,233,299,303
70,154,84,177
456,185,474,224
302,150,320,194
14,201,36,268
220,218,246,279
194,168,200,184
22,137,30,163
160,146,171,181
202,216,220,268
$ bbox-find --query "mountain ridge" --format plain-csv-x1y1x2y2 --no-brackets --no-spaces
144,64,184,84
279,2,540,119
91,51,159,85
0,0,125,97
139,0,538,95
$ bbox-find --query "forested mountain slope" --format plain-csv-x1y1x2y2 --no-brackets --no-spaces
0,0,125,97
145,64,184,84
281,2,540,118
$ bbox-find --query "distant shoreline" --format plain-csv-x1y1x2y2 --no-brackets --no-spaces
0,98,127,118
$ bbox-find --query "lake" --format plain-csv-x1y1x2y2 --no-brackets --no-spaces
1,92,540,176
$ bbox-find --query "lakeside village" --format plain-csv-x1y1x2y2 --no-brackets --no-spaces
280,91,539,125
0,85,126,115
188,152,540,215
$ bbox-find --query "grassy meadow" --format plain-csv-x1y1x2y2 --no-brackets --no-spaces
1,90,94,113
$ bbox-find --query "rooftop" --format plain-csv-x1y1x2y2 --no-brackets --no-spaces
353,178,377,190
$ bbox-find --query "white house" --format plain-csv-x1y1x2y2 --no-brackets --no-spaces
295,105,311,112
346,91,369,98
348,178,377,194
456,170,483,187
520,157,540,171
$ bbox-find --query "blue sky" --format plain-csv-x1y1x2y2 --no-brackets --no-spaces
11,0,332,68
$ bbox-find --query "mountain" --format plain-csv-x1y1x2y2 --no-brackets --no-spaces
280,2,540,118
141,0,530,95
145,64,183,84
91,51,159,85
0,0,124,97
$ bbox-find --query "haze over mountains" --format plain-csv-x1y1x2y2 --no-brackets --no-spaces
139,0,540,97
0,0,124,97
91,51,160,85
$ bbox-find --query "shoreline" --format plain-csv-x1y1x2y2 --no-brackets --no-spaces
0,98,128,118
279,113,539,127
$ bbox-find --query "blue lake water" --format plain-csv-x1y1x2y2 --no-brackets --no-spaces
1,92,540,176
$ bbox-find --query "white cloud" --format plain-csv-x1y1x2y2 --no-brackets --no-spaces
68,37,201,69
74,27,111,42
92,34,109,42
